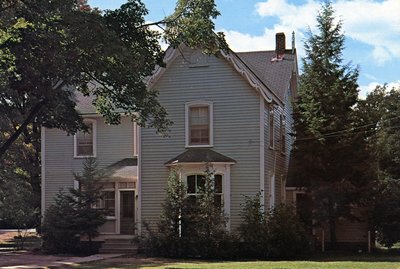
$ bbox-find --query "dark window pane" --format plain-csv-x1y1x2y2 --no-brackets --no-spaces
187,175,196,193
214,175,222,193
197,175,205,192
214,194,222,208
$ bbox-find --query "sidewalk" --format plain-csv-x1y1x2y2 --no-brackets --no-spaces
0,251,123,268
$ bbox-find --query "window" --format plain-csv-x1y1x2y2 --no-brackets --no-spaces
269,173,275,207
186,174,223,207
269,106,274,148
280,174,286,202
74,119,96,157
185,102,213,147
280,114,286,153
103,191,116,217
95,191,115,217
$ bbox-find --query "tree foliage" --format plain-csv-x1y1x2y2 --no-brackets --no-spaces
289,1,368,248
0,118,40,229
357,85,400,247
142,165,232,258
239,194,310,259
41,158,107,253
0,0,226,157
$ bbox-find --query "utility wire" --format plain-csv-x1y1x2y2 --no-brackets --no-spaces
295,115,400,141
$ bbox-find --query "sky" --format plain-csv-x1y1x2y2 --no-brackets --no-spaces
88,0,400,98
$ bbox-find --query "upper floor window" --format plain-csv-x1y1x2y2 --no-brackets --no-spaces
269,106,274,148
74,119,96,158
280,114,286,153
185,102,213,147
187,174,223,208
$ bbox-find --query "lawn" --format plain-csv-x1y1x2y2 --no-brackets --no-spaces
76,255,400,269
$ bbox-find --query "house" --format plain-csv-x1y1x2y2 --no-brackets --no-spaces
41,33,297,244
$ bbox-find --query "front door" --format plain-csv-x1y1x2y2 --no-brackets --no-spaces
119,190,135,234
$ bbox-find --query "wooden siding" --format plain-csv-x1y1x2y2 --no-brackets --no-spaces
264,86,294,207
141,48,261,229
44,117,135,209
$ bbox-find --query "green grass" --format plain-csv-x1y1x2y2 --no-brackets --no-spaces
76,255,400,269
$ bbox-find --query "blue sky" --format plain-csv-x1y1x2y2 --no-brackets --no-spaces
89,0,400,98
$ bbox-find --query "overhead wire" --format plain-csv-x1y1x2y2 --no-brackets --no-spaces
294,114,400,141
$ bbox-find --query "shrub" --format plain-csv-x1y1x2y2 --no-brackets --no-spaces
239,194,311,259
141,165,235,258
266,204,311,258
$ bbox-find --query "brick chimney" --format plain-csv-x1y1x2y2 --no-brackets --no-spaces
275,32,286,56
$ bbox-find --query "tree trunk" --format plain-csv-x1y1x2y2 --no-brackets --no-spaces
0,100,45,159
329,218,337,250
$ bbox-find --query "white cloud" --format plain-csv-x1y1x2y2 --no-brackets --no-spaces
359,80,400,99
221,0,400,65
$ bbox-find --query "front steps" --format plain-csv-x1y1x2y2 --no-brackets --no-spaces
99,238,138,254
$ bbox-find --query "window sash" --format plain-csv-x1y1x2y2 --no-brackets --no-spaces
76,122,94,156
280,115,286,153
269,106,274,148
189,106,210,145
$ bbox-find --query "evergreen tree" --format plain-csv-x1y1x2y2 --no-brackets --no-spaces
289,1,366,249
41,158,107,253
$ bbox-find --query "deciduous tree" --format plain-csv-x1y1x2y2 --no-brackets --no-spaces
0,0,226,158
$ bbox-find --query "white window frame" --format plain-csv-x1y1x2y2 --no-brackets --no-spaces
74,119,97,158
186,174,223,206
269,172,275,208
102,189,117,219
179,163,231,230
185,101,214,148
269,105,274,149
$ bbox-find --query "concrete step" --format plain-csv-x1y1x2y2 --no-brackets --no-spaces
99,247,138,254
99,239,138,254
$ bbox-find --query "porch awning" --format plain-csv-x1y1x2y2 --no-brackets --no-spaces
164,148,236,166
103,158,138,180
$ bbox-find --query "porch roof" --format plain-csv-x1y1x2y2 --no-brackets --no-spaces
164,148,236,166
103,158,138,180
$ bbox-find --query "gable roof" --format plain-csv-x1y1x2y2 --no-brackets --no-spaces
236,50,296,102
75,47,297,113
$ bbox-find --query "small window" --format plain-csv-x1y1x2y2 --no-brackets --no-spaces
269,173,275,208
74,119,96,157
280,114,286,153
186,174,223,208
269,106,274,148
185,102,213,147
95,191,115,217
280,174,286,202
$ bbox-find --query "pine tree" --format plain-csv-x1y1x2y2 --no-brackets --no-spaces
41,158,107,253
289,1,366,249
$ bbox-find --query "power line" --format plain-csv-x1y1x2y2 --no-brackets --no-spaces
295,115,400,141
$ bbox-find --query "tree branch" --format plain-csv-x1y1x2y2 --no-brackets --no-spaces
0,99,46,159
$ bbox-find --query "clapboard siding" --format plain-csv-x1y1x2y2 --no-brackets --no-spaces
264,86,294,207
44,117,135,209
141,49,261,229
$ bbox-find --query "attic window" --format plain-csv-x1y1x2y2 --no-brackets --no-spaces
189,51,209,67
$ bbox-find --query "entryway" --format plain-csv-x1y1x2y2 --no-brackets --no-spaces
119,190,135,234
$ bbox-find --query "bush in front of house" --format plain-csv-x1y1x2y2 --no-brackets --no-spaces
140,166,238,258
142,169,311,259
41,158,107,254
238,194,311,259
